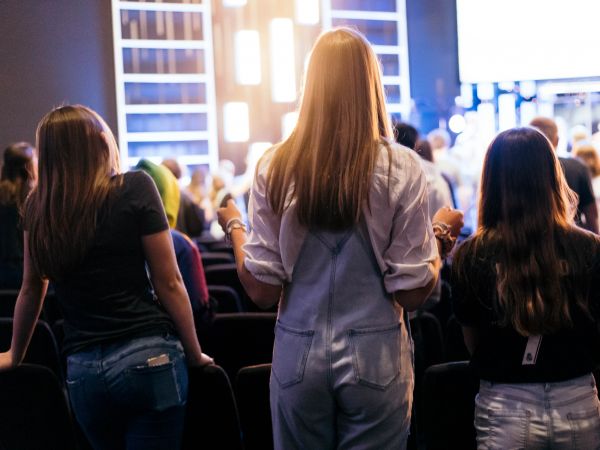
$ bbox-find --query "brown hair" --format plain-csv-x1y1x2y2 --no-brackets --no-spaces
454,127,583,336
0,142,36,207
24,105,121,280
266,28,392,230
574,143,600,177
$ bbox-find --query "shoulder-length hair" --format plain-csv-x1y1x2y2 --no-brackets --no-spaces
455,127,582,336
574,143,600,177
0,142,36,207
266,27,392,230
24,105,121,280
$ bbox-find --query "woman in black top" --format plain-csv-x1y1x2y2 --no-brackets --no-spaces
0,142,35,288
0,105,213,450
452,127,600,449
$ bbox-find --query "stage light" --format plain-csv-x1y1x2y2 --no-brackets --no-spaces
223,0,247,7
223,102,250,142
295,0,320,25
459,83,473,108
519,81,537,99
282,112,299,139
270,18,297,103
519,101,537,126
498,93,516,131
448,114,466,134
476,82,495,101
235,30,261,85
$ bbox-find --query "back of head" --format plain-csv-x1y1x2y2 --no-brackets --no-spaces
463,127,581,336
415,139,434,162
529,116,559,148
267,27,391,230
0,142,35,206
25,104,121,281
161,158,182,180
427,128,450,151
574,143,600,177
393,122,419,149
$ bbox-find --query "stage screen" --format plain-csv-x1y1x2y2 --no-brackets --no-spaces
456,0,600,83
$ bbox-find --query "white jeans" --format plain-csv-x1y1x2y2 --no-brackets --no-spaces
475,374,600,449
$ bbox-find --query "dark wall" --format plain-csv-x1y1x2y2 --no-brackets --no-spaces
0,0,116,149
406,0,460,135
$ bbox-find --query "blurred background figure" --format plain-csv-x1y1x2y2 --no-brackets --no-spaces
574,142,600,214
530,116,598,233
0,142,36,288
162,158,206,238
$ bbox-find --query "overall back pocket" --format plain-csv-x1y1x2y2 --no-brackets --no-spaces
349,323,401,390
271,322,314,388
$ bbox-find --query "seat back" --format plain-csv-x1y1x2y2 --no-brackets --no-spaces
0,289,19,318
208,285,244,313
236,364,273,450
201,252,234,266
0,364,78,450
422,361,478,450
445,315,471,362
0,318,63,384
183,364,243,450
198,313,276,380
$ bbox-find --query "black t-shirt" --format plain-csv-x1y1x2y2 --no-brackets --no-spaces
451,227,600,383
54,171,174,355
560,157,595,225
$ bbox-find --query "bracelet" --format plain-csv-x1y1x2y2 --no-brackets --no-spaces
225,218,247,244
432,221,456,259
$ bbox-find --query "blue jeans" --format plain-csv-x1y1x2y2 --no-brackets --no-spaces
66,334,188,450
475,373,600,449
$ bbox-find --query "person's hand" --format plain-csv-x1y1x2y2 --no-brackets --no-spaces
433,206,464,238
188,352,215,367
0,351,16,372
216,199,242,233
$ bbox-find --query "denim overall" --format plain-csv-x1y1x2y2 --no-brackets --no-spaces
270,227,414,450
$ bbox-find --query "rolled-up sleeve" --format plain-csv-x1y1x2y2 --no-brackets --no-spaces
383,153,437,293
243,161,286,286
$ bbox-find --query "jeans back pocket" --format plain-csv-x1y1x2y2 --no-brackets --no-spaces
125,358,186,412
272,322,314,388
349,323,401,390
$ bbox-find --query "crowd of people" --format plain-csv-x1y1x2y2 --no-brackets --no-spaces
0,26,600,450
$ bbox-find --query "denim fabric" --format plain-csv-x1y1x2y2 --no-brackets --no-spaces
270,227,414,450
66,334,188,450
475,374,600,449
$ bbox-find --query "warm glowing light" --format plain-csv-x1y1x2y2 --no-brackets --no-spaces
448,114,466,134
295,0,319,25
269,18,297,103
235,30,261,85
281,112,298,139
223,102,249,142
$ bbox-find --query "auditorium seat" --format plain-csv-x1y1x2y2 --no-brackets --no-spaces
422,361,478,450
0,364,78,450
0,317,63,384
198,313,276,380
0,289,19,317
208,285,244,313
236,364,273,450
445,315,471,362
183,364,243,450
201,251,234,266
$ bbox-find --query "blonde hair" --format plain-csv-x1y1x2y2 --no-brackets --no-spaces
266,27,392,230
574,143,600,177
25,105,121,280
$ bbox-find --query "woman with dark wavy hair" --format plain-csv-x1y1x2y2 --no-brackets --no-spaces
452,127,600,448
0,105,213,450
0,142,36,288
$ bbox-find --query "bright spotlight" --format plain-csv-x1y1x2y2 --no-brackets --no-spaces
448,114,467,134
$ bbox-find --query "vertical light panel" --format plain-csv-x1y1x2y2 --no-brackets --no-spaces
270,18,297,103
477,102,497,144
498,93,516,131
223,0,247,7
223,102,250,142
295,0,320,25
519,101,537,126
235,30,261,85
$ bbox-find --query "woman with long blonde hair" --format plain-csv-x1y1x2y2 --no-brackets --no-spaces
218,28,462,448
452,127,600,448
0,105,213,450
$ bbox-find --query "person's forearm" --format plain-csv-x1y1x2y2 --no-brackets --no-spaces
153,277,204,364
229,228,282,308
10,281,48,364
